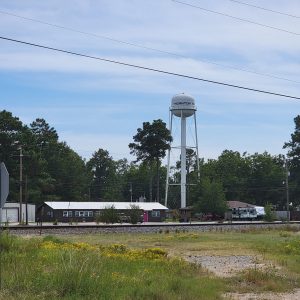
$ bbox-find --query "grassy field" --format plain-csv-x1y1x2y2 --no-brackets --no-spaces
0,226,300,299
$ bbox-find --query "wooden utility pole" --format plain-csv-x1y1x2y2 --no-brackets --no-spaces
19,146,23,224
285,158,290,222
25,175,28,225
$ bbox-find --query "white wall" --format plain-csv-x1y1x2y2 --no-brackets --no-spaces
1,203,36,223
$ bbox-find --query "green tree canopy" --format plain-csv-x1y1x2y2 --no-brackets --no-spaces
194,178,227,216
129,119,172,202
284,115,300,206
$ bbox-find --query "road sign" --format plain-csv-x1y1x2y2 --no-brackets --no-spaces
0,162,9,208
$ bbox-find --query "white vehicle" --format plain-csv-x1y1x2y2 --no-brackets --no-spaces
254,206,265,220
232,207,257,220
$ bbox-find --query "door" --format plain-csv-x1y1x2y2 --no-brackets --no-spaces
2,208,19,223
143,211,148,222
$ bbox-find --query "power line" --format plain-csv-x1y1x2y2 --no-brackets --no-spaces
0,9,298,84
1,35,300,100
227,0,300,19
173,0,300,36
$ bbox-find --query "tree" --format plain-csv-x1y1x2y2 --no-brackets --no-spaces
87,149,118,200
30,118,58,150
129,119,172,202
284,115,300,207
194,178,227,216
246,152,285,207
0,110,53,203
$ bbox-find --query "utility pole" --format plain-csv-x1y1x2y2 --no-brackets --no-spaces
25,175,28,225
19,146,23,224
285,158,290,222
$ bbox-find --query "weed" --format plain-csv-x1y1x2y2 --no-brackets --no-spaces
279,231,292,238
0,234,224,299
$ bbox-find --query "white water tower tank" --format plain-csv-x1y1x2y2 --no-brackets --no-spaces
171,93,196,117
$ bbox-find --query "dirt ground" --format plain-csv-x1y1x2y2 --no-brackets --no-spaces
184,254,299,300
226,289,300,300
185,254,265,277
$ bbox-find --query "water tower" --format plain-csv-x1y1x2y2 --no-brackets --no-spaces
165,93,200,208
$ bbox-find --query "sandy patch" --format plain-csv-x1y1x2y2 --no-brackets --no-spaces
226,289,300,300
185,255,264,277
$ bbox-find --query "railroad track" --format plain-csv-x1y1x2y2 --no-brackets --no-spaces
2,221,300,233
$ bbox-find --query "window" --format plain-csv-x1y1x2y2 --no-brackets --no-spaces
63,211,68,217
79,211,84,217
68,211,73,217
75,211,79,217
151,211,160,218
88,211,93,217
84,211,89,217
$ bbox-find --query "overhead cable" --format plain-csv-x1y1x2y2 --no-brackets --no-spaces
172,0,300,36
0,35,300,100
227,0,300,19
0,9,298,84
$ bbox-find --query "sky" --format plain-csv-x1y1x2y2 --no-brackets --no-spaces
0,0,300,163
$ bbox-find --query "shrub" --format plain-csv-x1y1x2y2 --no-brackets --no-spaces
0,231,16,252
100,205,119,224
95,214,102,224
284,239,300,255
264,204,275,222
128,204,142,224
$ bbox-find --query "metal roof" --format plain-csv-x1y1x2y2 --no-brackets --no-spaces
227,201,255,209
44,201,168,211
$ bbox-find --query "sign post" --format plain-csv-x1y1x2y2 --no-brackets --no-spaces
0,162,9,289
0,162,9,225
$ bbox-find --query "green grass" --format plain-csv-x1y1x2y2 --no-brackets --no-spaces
0,232,224,300
62,226,300,293
1,227,300,299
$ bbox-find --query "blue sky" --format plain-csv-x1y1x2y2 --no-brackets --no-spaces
0,0,299,162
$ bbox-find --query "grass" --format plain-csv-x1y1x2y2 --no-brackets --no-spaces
1,226,300,299
62,226,300,294
0,232,223,300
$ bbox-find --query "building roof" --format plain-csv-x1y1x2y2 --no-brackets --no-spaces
44,201,168,211
227,201,255,209
3,202,35,208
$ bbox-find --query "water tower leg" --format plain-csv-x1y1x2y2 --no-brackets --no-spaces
181,113,186,208
165,112,173,207
194,112,200,180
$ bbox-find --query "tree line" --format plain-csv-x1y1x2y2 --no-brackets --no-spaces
1,110,300,213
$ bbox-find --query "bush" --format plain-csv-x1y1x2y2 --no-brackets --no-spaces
128,204,142,224
0,231,16,252
264,204,275,222
100,205,119,224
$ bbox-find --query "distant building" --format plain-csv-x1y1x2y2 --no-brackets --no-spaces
1,202,36,223
37,201,168,223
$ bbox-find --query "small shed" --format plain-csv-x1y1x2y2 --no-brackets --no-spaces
1,202,36,223
37,201,168,223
